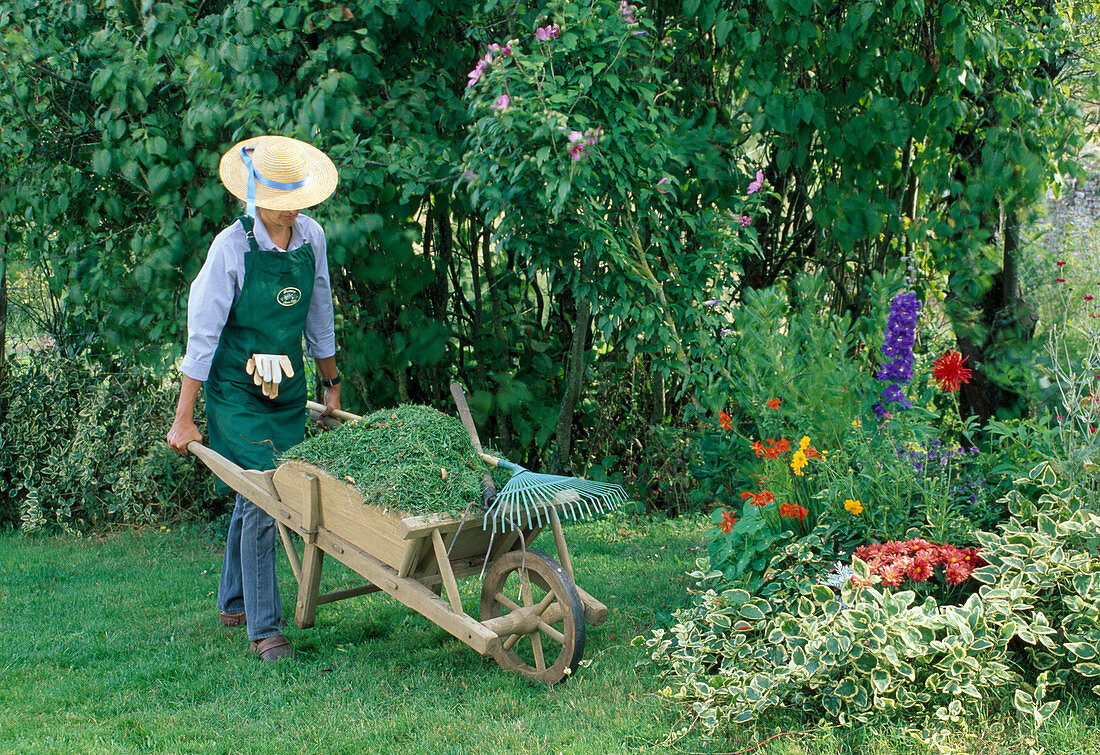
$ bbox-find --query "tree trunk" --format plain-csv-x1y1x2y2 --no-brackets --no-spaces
481,227,512,454
552,255,596,472
0,254,7,427
955,207,1036,421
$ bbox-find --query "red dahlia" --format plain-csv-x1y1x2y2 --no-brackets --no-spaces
932,350,973,393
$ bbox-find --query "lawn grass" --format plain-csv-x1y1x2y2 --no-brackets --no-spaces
2,514,1099,754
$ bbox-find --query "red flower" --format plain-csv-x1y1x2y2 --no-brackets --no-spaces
766,398,781,410
879,563,906,587
718,411,733,430
1056,260,1067,266
1055,278,1066,283
945,561,973,585
931,350,973,392
719,509,738,533
908,557,934,583
1086,295,1095,302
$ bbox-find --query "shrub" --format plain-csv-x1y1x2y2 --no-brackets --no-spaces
640,464,1100,744
0,354,221,532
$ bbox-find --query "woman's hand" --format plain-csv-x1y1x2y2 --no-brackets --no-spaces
168,375,204,455
319,383,342,420
167,416,203,456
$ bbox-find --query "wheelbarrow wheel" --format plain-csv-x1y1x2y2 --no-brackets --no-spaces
479,548,585,685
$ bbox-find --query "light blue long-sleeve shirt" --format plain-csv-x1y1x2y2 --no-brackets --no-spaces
180,213,337,382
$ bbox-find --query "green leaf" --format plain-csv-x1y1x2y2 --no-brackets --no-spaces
739,604,765,621
1074,662,1100,677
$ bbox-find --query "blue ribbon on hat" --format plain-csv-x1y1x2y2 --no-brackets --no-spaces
240,145,309,218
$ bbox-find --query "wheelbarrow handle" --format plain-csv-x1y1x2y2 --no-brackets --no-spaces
305,400,362,423
185,441,278,505
449,383,485,453
450,382,500,511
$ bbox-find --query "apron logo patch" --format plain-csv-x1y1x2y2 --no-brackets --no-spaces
276,287,302,307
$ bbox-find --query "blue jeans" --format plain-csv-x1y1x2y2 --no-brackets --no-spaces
217,494,283,642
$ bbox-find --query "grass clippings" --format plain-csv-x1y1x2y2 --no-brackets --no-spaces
281,404,500,516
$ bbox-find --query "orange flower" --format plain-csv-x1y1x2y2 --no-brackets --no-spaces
779,503,808,521
766,398,781,410
718,410,733,430
719,510,738,533
741,490,774,506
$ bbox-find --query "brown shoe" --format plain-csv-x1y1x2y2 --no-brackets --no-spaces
219,611,246,627
251,634,295,662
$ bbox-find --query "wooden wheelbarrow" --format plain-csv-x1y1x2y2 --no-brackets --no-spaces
187,405,607,684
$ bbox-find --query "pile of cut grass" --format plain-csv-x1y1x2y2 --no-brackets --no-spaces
281,404,500,516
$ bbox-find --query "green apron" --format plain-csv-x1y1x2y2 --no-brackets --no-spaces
205,216,315,488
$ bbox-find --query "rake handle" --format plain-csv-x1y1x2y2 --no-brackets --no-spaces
478,451,523,474
305,399,362,423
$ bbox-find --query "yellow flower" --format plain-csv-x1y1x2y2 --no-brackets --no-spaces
851,419,862,428
791,450,808,476
844,498,863,515
799,435,811,451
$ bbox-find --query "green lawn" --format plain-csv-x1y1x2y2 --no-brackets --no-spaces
2,515,1099,754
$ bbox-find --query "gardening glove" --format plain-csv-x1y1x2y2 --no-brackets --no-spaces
247,354,294,400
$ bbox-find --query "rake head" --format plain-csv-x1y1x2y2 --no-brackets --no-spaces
481,466,629,533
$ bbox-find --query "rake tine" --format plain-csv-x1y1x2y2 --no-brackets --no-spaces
527,488,543,529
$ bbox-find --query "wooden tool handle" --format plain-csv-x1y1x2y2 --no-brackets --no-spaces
186,441,276,504
305,400,362,423
449,382,485,454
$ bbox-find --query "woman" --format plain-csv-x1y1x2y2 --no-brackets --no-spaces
167,135,342,661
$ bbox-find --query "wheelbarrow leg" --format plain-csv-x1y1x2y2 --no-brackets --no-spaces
295,543,325,628
294,473,325,629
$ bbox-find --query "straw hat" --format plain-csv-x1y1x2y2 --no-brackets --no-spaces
218,135,338,213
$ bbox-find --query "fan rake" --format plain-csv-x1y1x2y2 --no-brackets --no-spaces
450,383,629,532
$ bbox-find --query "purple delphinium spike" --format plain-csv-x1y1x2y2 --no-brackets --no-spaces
872,291,922,418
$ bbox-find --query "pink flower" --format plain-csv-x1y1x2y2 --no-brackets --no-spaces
1086,295,1095,301
619,0,638,23
747,170,764,194
565,128,601,161
467,56,492,88
655,177,670,194
536,24,560,41
1057,260,1067,266
740,215,751,226
491,94,510,111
